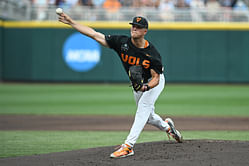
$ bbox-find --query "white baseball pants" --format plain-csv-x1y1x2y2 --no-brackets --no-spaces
125,74,170,147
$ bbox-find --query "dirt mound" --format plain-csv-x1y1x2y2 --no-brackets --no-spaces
1,140,249,166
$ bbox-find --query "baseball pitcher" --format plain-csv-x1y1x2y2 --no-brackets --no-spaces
57,12,183,158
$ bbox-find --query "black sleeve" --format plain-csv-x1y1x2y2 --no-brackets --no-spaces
149,46,163,74
151,58,163,74
105,35,121,51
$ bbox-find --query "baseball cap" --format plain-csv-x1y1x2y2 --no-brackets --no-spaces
129,16,148,29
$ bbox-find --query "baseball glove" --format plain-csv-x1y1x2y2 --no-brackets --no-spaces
128,65,144,92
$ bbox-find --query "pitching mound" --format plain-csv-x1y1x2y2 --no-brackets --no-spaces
1,140,249,166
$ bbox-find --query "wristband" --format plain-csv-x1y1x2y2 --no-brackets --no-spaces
143,85,151,92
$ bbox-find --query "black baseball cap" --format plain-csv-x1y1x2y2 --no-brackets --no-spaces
129,16,148,29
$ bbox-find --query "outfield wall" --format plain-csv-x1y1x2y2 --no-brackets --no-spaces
0,21,249,83
0,21,3,81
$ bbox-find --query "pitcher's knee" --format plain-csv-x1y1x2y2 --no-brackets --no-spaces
138,101,154,110
147,114,157,124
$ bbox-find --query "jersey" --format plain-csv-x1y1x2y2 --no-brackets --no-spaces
105,35,163,83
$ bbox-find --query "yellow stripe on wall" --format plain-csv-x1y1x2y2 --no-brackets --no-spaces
3,21,71,28
1,20,249,30
150,22,249,30
0,20,3,27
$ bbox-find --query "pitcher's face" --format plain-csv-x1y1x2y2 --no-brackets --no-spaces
130,25,147,39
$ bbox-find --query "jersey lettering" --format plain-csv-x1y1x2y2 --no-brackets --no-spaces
121,53,128,62
142,60,150,69
128,56,136,65
106,35,163,81
121,53,150,68
136,58,140,65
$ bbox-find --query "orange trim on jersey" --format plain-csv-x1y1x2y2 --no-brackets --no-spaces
144,40,149,48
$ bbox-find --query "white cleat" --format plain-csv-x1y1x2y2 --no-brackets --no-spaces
165,118,183,143
110,144,134,158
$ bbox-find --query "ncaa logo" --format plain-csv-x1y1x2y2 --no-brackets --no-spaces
63,32,101,72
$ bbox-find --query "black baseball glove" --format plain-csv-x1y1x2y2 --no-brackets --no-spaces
128,65,144,92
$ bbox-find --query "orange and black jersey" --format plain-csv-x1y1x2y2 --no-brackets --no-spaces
105,35,163,83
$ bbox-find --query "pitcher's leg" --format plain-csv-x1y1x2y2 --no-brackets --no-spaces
146,74,168,131
125,74,166,146
125,102,153,146
133,91,143,106
147,111,169,131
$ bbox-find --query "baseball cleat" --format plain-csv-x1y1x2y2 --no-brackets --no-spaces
110,144,134,158
165,118,183,143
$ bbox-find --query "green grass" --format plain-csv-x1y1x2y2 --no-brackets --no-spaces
1,84,248,158
1,130,249,158
0,83,249,116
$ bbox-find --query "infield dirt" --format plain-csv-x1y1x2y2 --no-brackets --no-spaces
1,115,249,131
1,140,249,166
1,115,249,166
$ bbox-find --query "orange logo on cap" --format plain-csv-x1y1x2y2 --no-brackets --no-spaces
136,17,141,22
